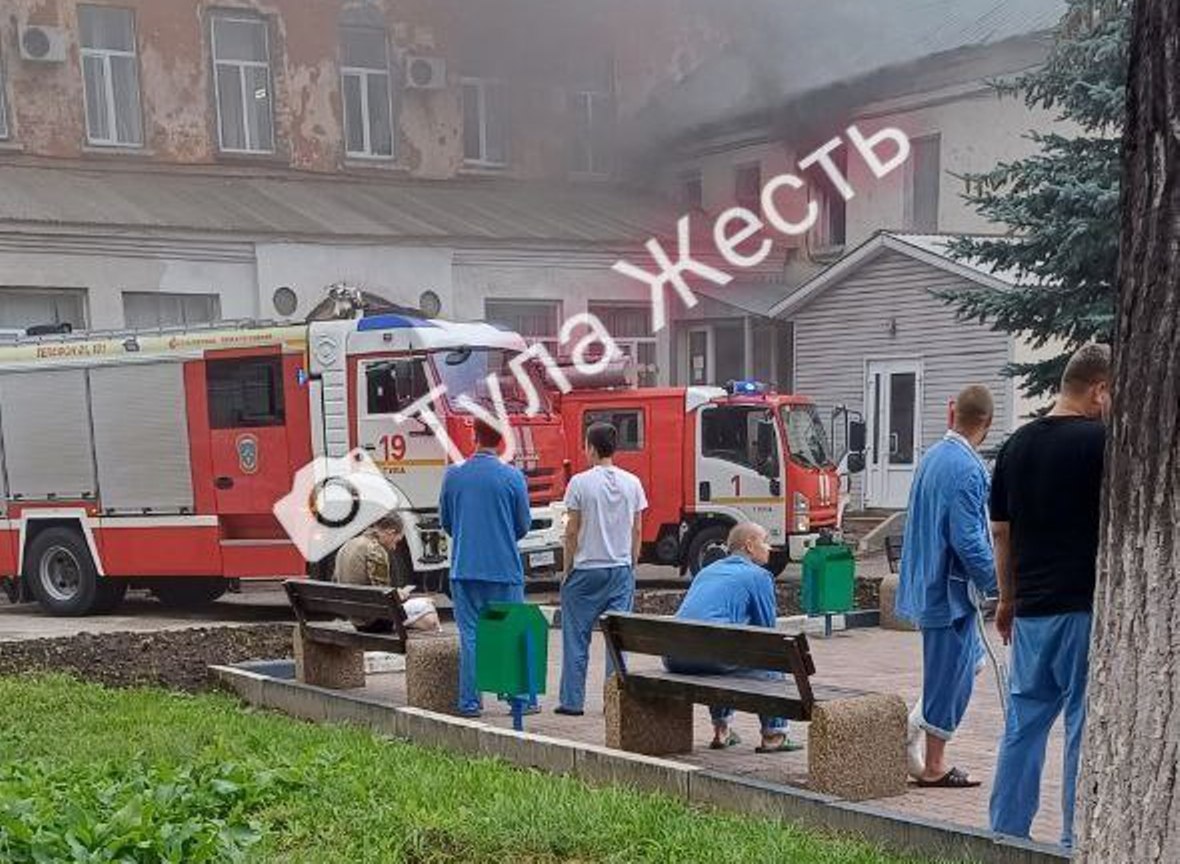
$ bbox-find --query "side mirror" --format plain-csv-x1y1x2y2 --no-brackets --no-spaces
846,451,866,474
769,478,781,497
848,419,867,455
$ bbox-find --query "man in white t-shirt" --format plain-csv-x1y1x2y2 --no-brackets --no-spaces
555,422,648,716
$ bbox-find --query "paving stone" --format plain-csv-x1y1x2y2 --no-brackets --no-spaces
809,694,908,801
292,625,365,688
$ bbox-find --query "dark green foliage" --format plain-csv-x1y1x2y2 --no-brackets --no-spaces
940,0,1131,398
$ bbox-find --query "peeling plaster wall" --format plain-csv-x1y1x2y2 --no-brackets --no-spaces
0,0,634,178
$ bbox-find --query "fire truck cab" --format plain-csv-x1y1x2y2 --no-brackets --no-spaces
558,380,849,574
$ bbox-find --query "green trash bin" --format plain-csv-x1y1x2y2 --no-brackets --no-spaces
801,541,856,617
476,602,549,713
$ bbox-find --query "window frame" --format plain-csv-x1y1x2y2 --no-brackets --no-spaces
210,13,276,155
587,303,657,387
122,291,222,328
362,357,430,417
679,169,703,211
582,408,645,452
340,25,395,160
571,89,612,177
700,405,778,473
905,133,941,232
78,4,144,147
461,77,508,167
205,355,286,429
734,162,762,211
484,299,560,357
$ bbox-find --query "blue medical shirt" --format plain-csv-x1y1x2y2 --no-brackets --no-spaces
440,452,531,583
896,435,996,628
675,555,778,628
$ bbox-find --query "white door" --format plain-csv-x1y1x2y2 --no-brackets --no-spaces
355,355,447,509
864,360,922,509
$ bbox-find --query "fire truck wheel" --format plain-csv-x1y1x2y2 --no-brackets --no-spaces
25,526,115,616
686,525,732,576
150,580,228,608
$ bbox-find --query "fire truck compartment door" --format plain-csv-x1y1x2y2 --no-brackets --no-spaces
205,356,292,515
695,405,786,544
0,369,96,501
89,362,194,513
355,356,443,509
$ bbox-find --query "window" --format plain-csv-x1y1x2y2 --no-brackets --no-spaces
780,404,834,470
701,406,779,475
365,358,429,415
206,357,285,428
688,329,708,385
435,348,551,416
679,170,703,210
123,292,221,328
0,288,87,330
462,78,507,166
211,15,274,153
588,304,657,387
485,299,559,355
805,146,847,249
79,5,142,146
341,26,394,158
734,163,761,210
905,134,941,232
582,409,644,451
572,91,611,175
713,322,745,386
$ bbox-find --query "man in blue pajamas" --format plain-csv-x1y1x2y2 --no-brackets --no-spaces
666,522,799,753
556,422,647,716
440,418,533,718
897,385,997,788
989,345,1109,850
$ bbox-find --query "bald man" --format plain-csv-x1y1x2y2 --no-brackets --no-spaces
896,385,998,788
665,522,801,754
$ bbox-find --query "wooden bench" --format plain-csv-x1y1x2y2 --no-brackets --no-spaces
600,612,908,800
284,580,409,688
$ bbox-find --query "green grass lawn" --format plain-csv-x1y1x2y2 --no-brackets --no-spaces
0,676,934,863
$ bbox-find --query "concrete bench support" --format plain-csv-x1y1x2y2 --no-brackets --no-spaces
293,625,365,689
604,676,694,756
878,574,918,632
406,635,461,716
808,693,908,801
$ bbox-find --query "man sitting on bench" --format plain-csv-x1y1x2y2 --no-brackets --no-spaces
665,522,801,754
334,513,439,633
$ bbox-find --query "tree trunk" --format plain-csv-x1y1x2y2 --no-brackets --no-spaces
1075,1,1180,860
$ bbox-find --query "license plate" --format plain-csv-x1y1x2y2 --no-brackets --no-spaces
530,550,556,568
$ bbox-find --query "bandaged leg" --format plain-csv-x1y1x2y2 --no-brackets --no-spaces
908,626,989,778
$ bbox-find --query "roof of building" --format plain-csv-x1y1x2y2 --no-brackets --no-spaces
0,162,679,248
769,231,1035,317
692,279,795,317
632,0,1065,145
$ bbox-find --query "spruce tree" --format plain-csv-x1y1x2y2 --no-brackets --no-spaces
940,0,1131,399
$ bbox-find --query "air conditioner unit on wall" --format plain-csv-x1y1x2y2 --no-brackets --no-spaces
19,25,68,63
404,55,446,90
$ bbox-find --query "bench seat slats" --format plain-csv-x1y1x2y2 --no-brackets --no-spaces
299,622,406,653
625,671,869,722
284,579,410,649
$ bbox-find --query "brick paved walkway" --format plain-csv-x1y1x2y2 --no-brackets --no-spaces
362,623,1066,846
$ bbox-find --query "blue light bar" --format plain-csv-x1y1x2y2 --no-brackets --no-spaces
727,380,768,395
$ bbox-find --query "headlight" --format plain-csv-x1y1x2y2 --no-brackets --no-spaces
792,492,810,533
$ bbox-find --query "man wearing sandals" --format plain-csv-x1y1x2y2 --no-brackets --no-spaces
665,522,801,754
896,385,997,789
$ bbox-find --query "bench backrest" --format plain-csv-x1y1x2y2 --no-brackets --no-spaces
601,612,815,704
284,580,409,644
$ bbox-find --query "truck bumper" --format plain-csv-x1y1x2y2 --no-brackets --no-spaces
520,503,565,578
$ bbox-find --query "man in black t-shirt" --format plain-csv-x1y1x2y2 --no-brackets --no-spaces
988,344,1110,851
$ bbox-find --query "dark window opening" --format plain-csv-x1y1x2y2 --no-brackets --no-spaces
582,409,644,451
366,358,429,415
701,406,779,476
207,356,285,428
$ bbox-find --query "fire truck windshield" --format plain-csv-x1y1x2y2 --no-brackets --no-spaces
435,348,552,415
780,404,835,470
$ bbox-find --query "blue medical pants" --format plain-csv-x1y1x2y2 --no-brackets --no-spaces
662,659,788,734
558,565,635,712
450,578,527,715
990,611,1091,850
920,613,980,739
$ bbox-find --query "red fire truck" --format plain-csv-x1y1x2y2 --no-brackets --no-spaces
555,376,861,574
0,312,565,616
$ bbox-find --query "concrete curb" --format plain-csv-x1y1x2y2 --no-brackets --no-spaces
210,665,1067,864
